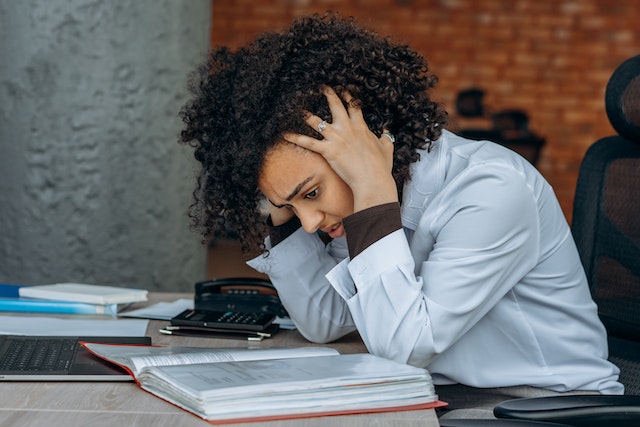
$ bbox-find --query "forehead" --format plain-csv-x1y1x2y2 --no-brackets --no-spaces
258,143,321,199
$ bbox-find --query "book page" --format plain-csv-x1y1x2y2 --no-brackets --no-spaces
82,343,339,377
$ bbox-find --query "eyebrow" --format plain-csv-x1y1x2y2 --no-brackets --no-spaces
285,176,314,202
267,175,316,209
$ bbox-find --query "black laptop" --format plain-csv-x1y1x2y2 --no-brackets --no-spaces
0,335,151,381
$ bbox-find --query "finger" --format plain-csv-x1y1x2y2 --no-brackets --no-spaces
302,113,329,135
321,86,350,122
282,131,325,153
341,90,364,121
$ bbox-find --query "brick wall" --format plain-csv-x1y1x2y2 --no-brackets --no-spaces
210,0,640,222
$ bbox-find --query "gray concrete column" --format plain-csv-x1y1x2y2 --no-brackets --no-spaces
0,0,210,291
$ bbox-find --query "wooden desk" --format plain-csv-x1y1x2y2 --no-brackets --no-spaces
0,293,440,427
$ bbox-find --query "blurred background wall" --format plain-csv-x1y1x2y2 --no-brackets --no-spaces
0,0,210,291
211,0,640,222
1,0,638,284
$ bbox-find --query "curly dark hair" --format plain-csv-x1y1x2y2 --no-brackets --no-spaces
179,12,448,252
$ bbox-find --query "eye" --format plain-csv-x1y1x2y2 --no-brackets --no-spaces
304,188,319,200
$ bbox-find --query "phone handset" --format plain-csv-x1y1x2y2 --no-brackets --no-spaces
194,277,288,318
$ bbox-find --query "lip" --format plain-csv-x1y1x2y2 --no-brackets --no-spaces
325,222,345,239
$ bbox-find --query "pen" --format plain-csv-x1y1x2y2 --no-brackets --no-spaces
158,326,268,341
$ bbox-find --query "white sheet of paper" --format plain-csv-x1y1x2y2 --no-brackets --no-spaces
0,315,149,336
118,299,194,320
274,316,296,330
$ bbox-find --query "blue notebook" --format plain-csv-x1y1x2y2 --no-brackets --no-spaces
0,283,22,298
0,297,118,315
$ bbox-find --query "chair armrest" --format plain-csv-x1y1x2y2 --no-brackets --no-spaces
440,418,572,426
493,395,640,427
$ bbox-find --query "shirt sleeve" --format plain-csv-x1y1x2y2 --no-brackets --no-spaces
342,202,402,258
247,228,356,343
268,215,301,246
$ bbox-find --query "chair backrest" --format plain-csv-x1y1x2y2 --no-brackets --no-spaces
571,54,640,394
571,54,640,339
572,136,640,338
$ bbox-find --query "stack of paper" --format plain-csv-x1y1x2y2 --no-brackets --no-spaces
0,283,148,316
83,344,444,424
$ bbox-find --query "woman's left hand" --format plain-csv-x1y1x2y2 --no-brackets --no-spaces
283,86,398,213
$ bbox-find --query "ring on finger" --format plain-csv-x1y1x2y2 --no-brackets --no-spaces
382,131,395,143
317,120,327,133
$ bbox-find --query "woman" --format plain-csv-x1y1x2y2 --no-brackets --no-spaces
179,13,622,406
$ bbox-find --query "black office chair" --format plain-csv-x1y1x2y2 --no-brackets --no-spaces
439,419,572,427
443,54,640,427
492,53,640,427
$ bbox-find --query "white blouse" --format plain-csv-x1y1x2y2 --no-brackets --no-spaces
248,130,623,394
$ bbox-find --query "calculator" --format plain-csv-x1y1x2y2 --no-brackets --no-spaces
170,309,276,332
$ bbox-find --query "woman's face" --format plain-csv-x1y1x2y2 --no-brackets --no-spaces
258,142,354,239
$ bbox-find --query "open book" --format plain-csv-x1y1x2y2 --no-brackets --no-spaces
82,343,444,424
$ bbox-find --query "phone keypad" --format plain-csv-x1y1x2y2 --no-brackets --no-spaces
216,311,269,325
172,309,276,332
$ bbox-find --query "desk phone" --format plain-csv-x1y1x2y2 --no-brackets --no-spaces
194,277,288,318
171,308,276,332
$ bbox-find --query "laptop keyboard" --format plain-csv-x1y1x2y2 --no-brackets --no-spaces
0,338,77,371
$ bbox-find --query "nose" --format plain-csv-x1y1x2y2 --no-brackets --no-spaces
296,206,324,234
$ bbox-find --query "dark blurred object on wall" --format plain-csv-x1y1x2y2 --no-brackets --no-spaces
454,87,546,167
456,88,486,118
